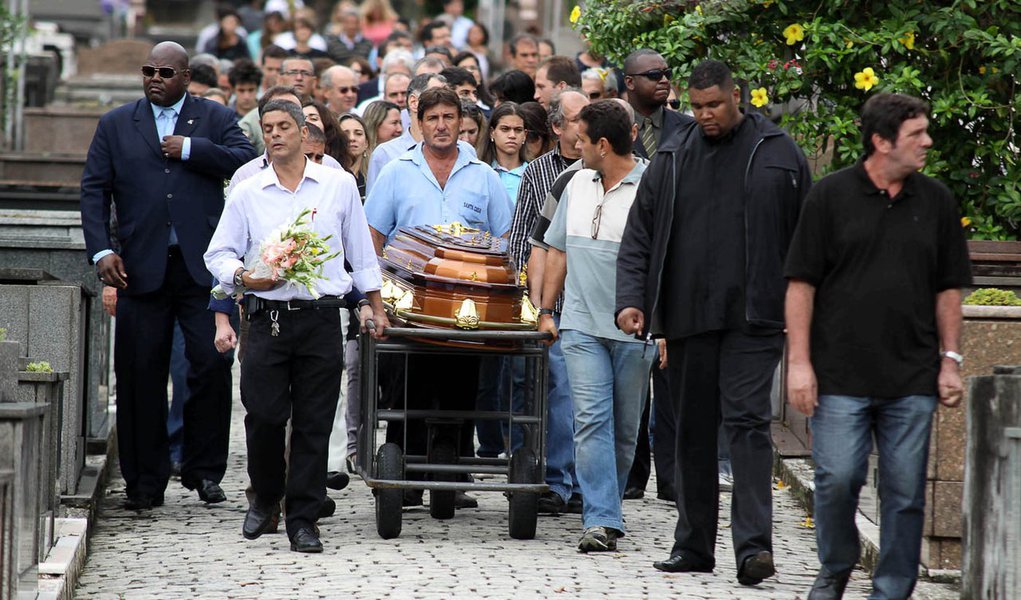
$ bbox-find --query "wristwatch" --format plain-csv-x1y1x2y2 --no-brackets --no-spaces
357,299,371,309
233,268,247,287
941,350,964,366
538,308,555,317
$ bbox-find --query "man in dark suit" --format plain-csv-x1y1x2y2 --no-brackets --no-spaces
625,49,693,159
80,41,256,510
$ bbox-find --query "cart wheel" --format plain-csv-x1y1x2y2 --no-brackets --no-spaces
429,439,457,520
375,443,403,539
508,448,539,540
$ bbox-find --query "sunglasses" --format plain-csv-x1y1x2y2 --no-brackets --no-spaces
141,65,181,79
591,203,604,239
336,86,357,94
668,99,681,110
588,91,603,100
627,68,672,81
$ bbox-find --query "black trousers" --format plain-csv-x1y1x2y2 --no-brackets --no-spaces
651,367,676,497
384,353,479,478
667,329,782,568
625,390,651,491
241,306,344,536
114,249,232,498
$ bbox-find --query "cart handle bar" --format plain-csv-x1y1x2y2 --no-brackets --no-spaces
365,319,552,342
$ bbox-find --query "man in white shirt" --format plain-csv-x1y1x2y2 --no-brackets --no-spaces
205,100,387,553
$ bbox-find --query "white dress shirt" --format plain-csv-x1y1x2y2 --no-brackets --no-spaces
227,151,343,198
205,158,382,301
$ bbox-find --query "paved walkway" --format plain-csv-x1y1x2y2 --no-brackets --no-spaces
75,369,958,599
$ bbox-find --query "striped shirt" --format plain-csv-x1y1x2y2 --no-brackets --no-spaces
507,144,578,271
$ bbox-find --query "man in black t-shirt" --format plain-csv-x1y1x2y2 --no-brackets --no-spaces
784,93,971,600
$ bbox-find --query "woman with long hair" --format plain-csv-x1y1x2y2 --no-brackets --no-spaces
360,0,398,47
339,113,369,200
301,99,349,168
204,7,251,61
453,51,494,108
519,101,554,160
481,102,529,205
465,23,492,79
361,100,403,156
458,99,488,157
248,10,288,59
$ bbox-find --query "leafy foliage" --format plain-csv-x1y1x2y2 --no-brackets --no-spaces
573,0,1021,239
962,288,1021,306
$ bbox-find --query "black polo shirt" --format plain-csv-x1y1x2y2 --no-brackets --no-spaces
784,161,972,398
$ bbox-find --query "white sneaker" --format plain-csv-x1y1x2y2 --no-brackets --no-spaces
719,472,734,492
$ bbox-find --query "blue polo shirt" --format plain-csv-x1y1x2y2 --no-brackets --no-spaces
364,142,513,242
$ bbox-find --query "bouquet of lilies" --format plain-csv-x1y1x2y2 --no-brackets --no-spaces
213,208,341,300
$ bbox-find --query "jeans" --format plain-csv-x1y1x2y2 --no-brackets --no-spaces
561,329,655,532
475,357,506,457
811,394,936,600
545,314,577,502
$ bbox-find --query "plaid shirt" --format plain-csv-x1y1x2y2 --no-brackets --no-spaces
508,145,577,270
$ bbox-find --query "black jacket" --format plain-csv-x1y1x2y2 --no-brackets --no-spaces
615,112,812,338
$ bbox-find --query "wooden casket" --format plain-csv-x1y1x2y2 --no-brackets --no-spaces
379,224,538,332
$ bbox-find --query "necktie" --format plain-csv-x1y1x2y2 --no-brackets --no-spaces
641,116,657,156
157,108,175,139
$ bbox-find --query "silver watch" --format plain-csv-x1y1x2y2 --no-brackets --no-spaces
940,350,964,366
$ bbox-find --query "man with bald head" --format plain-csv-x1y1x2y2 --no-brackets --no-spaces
80,41,256,511
320,65,359,116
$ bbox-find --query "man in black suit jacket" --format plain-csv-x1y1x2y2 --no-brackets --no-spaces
80,41,256,510
625,49,694,159
621,49,696,500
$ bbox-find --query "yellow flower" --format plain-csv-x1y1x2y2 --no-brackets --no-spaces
750,87,769,108
854,67,879,91
783,23,805,46
844,39,854,49
569,5,581,24
979,65,987,75
695,4,703,15
961,217,972,228
899,31,915,50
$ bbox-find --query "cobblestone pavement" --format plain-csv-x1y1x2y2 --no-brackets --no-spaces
75,374,958,599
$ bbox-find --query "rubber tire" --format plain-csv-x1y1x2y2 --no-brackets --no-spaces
375,443,403,539
508,448,539,540
429,439,457,520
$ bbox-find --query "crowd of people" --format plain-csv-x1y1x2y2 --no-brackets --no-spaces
80,2,970,599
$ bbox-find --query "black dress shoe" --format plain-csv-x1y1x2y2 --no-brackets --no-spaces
326,471,350,491
565,492,584,514
738,550,776,586
317,496,336,519
623,486,645,500
454,491,478,509
807,569,850,600
170,462,182,478
192,479,227,503
653,554,715,573
537,491,566,514
656,490,677,502
124,493,164,511
290,527,323,553
243,503,277,540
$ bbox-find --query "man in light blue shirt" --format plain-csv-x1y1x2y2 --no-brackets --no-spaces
365,87,511,248
362,87,511,510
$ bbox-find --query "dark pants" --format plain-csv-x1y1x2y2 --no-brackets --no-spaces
651,367,676,497
241,307,344,537
114,249,232,498
667,329,782,568
625,391,651,491
385,353,479,477
167,321,188,465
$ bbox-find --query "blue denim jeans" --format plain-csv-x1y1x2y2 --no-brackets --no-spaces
545,315,577,502
562,329,655,532
811,394,937,600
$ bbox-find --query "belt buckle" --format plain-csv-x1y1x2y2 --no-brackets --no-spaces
285,300,301,311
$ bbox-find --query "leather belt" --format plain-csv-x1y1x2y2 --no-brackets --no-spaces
252,296,345,312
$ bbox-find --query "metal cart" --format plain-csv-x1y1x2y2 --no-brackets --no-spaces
357,326,551,540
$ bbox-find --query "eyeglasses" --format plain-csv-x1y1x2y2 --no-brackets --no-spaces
336,86,357,94
141,65,180,79
668,99,681,110
588,91,603,100
591,203,603,239
282,69,315,78
627,68,672,81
